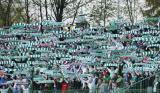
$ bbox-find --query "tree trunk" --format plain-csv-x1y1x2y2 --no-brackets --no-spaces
39,0,43,22
57,0,65,22
5,0,13,26
51,0,66,22
100,0,103,19
25,0,30,23
0,0,5,26
45,0,48,20
104,0,106,27
126,0,134,25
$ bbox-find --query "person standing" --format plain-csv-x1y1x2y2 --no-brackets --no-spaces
61,80,69,93
82,82,89,93
99,80,109,93
1,85,8,93
153,75,160,93
13,83,21,93
72,78,82,93
88,75,97,93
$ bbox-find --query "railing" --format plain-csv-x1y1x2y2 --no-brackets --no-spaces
122,70,160,93
0,86,159,93
32,89,125,93
0,89,98,93
0,70,159,93
0,88,126,93
33,89,88,93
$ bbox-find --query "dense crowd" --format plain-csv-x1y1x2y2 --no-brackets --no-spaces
0,19,160,93
0,63,158,93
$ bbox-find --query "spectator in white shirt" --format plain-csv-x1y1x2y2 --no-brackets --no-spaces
107,67,119,79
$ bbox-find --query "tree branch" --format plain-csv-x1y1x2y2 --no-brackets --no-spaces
71,0,82,25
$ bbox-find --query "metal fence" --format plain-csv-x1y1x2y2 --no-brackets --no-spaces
0,71,160,93
32,89,125,93
0,88,159,93
33,90,89,93
0,88,126,93
122,70,160,93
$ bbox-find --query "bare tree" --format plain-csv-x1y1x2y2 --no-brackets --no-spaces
32,0,43,21
50,0,67,22
63,0,94,20
25,0,30,23
0,0,5,26
125,0,136,25
39,0,42,22
44,0,48,20
5,0,13,26
91,0,115,26
71,0,82,25
104,0,107,27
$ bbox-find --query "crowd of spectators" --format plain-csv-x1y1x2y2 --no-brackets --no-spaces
0,20,160,93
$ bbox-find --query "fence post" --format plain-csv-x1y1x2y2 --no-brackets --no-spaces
140,80,142,93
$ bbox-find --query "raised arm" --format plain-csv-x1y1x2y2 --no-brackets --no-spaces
106,67,111,73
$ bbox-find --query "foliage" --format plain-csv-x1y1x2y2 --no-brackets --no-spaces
0,0,26,26
143,0,160,17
